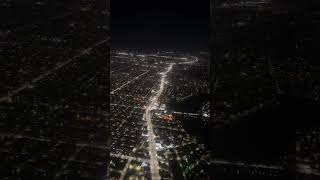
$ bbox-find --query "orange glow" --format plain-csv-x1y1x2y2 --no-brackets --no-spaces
78,115,97,123
162,114,173,122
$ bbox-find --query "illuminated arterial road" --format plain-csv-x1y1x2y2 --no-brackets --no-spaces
145,63,174,180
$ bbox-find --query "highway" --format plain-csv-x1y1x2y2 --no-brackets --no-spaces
145,63,174,180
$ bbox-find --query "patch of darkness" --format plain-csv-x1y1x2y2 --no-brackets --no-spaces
182,95,319,163
167,93,209,113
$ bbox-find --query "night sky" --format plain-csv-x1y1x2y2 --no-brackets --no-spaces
112,0,210,52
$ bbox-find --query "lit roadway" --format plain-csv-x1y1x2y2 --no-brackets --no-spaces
145,63,174,180
111,70,150,95
0,39,108,102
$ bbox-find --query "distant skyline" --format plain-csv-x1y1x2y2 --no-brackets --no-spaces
112,0,209,52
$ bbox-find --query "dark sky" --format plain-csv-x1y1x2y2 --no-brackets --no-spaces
111,0,210,52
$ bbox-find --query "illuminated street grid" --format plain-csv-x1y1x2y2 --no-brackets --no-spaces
0,0,109,179
210,1,320,179
109,52,212,179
